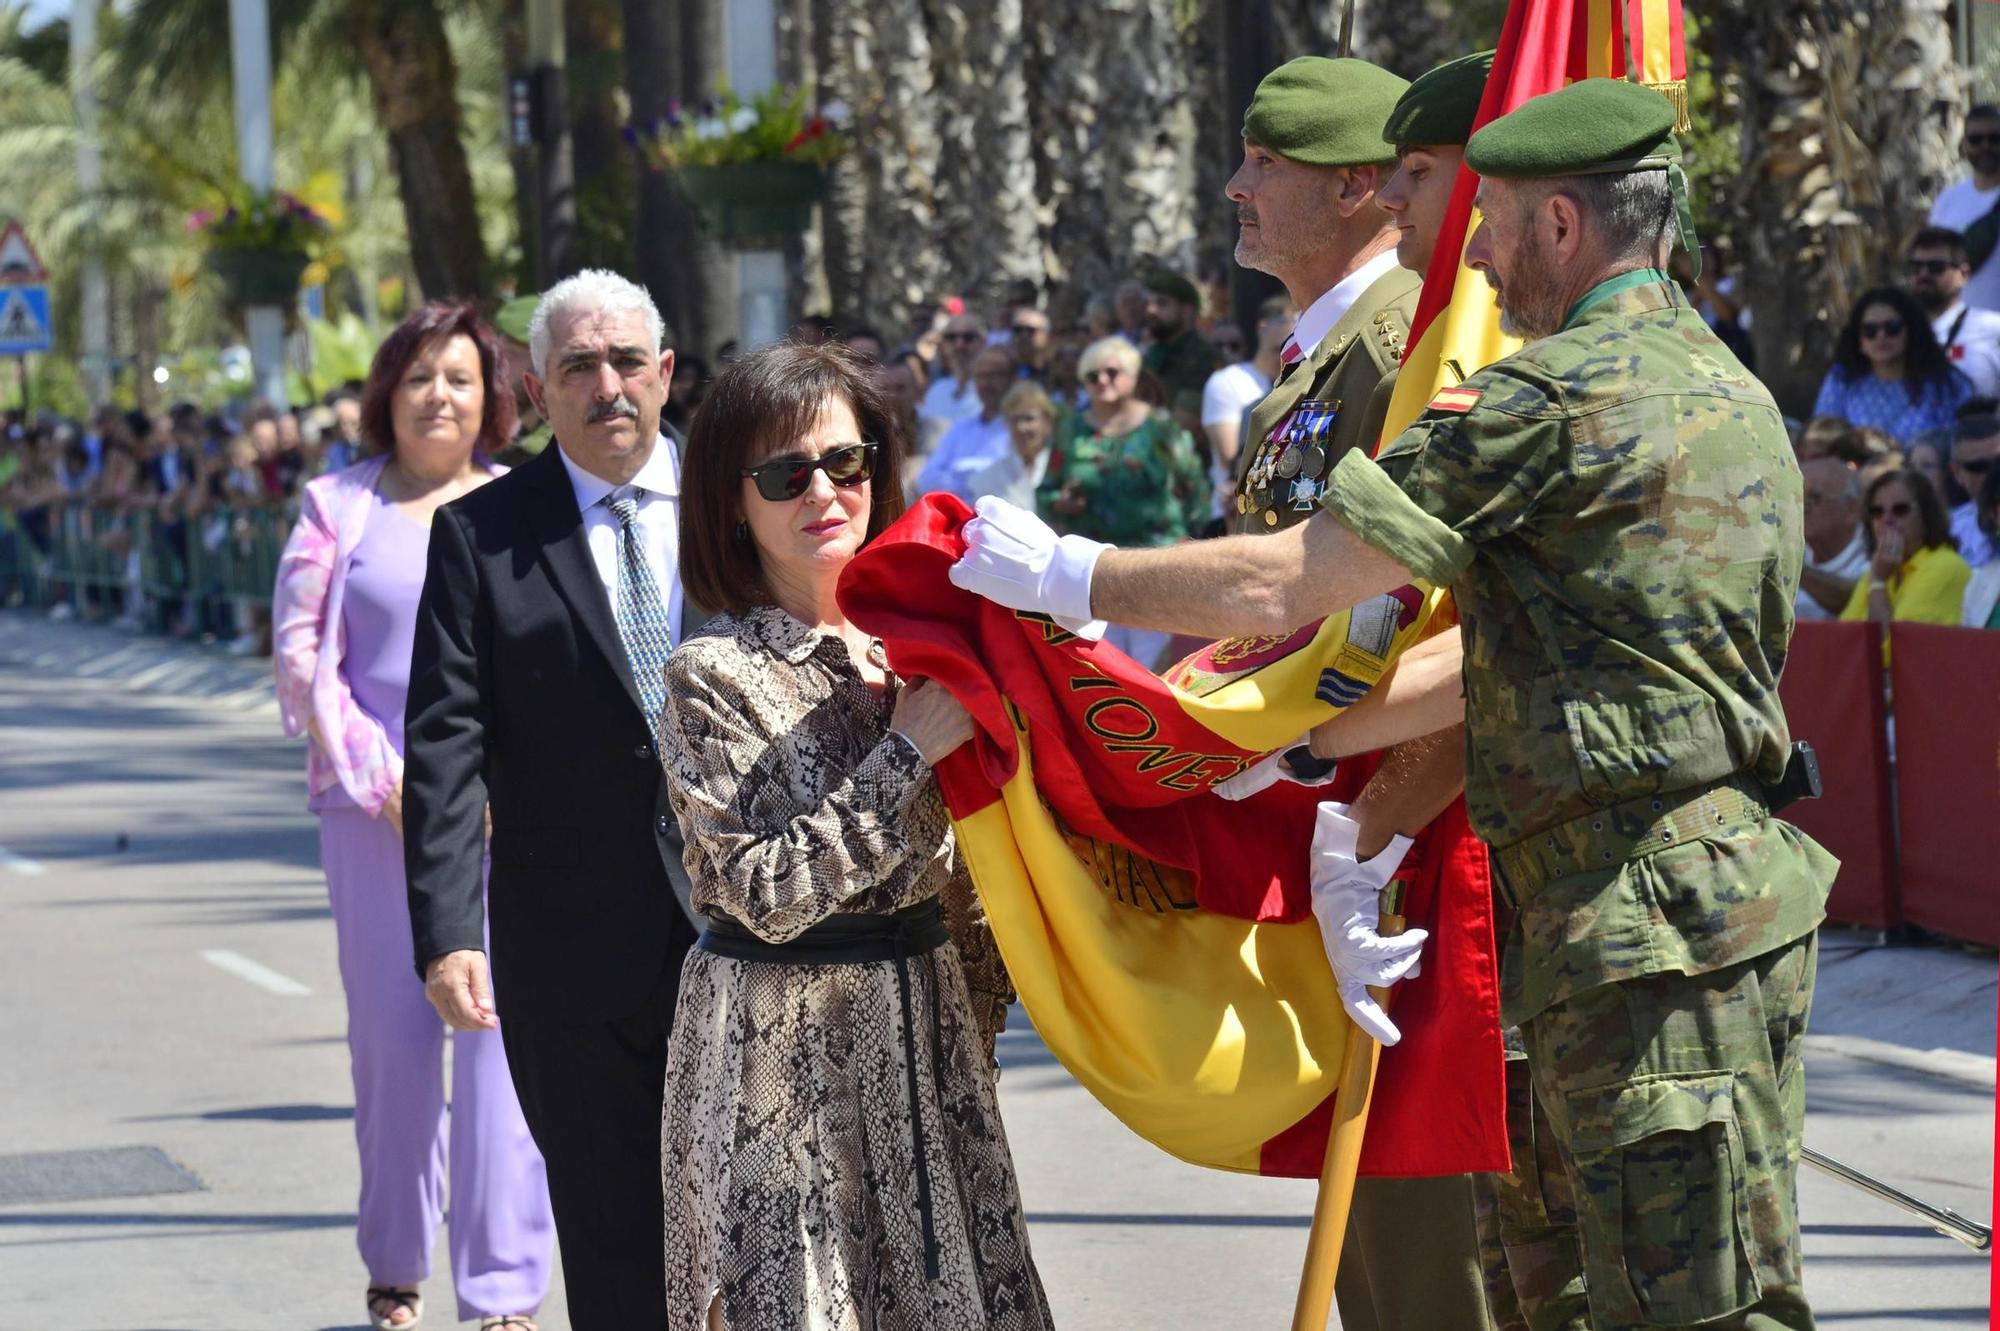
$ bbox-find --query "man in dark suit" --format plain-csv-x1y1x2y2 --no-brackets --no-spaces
404,269,703,1330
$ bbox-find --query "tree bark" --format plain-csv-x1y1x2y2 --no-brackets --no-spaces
1704,0,1964,413
350,0,491,298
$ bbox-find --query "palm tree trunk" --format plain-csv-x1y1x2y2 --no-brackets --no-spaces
350,0,490,298
1704,0,1964,413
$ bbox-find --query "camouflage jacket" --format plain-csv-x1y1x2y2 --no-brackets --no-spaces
1320,270,1834,1021
1143,329,1222,421
1036,408,1210,548
1232,265,1421,534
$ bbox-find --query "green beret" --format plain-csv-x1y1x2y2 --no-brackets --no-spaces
1383,50,1495,149
1464,79,1680,179
1144,270,1202,308
493,294,539,345
1243,57,1410,168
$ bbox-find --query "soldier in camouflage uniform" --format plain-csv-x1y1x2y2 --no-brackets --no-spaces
492,293,553,465
952,79,1835,1331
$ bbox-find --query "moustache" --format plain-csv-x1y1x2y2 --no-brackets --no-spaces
1237,210,1258,227
586,397,640,423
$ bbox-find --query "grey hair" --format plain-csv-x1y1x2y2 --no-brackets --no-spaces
527,269,666,376
1540,170,1677,266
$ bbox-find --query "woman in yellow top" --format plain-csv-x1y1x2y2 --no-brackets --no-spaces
1840,466,1971,632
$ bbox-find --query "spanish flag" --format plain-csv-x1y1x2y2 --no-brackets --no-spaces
840,496,1507,1178
1385,0,1691,441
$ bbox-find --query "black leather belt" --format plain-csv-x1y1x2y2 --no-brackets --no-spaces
697,897,950,1279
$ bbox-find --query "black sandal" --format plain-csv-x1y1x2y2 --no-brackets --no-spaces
365,1285,422,1331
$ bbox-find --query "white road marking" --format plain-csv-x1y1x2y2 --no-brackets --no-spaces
200,949,311,996
0,847,45,876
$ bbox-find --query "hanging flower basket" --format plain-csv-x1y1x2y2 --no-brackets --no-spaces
670,161,828,249
205,246,312,307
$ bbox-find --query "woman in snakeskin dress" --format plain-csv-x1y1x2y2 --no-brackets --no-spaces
658,340,1053,1330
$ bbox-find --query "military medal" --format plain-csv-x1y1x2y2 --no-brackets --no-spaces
1276,447,1301,480
1301,443,1327,478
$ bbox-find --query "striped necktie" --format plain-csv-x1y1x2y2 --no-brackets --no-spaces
606,488,673,736
1277,335,1304,382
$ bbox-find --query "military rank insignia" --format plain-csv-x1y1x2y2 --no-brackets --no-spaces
1239,398,1341,525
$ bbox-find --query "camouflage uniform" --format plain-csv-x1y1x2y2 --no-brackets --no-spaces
1142,327,1222,425
1321,269,1836,1331
1035,409,1209,548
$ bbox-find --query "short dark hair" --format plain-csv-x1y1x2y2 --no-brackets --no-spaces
679,339,908,617
1860,466,1955,556
359,301,517,458
1910,226,1970,265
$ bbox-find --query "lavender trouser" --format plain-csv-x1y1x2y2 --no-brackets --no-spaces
318,806,555,1321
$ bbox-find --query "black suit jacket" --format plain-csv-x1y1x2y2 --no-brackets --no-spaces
404,443,704,1024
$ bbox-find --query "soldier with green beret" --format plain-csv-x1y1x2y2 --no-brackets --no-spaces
951,77,1832,1331
1380,50,1592,1331
1139,270,1222,440
1230,52,1501,1331
492,293,552,464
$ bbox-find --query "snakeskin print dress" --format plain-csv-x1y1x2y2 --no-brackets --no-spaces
659,605,1053,1331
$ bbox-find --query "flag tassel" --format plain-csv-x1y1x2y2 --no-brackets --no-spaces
1647,78,1691,133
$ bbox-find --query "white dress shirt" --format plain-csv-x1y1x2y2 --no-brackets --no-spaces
1289,250,1404,359
558,435,685,645
1795,529,1869,622
1930,179,2000,311
1931,300,2000,398
915,410,1011,501
919,374,984,435
963,445,1052,510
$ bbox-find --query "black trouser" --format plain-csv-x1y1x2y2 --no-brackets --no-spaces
500,952,686,1331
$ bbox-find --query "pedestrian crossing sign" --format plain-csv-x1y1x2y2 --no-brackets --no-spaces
0,285,53,355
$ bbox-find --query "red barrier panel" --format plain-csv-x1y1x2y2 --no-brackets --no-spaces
1777,621,1899,929
1889,623,2000,947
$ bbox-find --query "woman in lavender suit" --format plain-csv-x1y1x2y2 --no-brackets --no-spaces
274,302,553,1331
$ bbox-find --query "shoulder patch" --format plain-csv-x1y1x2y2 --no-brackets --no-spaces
1427,385,1483,414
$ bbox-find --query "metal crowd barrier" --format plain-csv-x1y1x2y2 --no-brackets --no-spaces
0,499,294,623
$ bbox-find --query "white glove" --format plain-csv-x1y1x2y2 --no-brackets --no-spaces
1212,743,1339,801
947,496,1109,640
1309,801,1428,1047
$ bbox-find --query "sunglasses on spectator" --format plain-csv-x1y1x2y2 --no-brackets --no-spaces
1006,412,1048,427
1966,133,2000,148
1907,258,1961,276
1962,457,1995,475
943,331,983,343
1859,319,1905,339
1867,501,1914,519
1010,323,1046,337
740,442,879,501
1083,367,1128,384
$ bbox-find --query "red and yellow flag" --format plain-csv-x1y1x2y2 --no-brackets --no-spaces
842,497,1507,1179
1384,0,1690,442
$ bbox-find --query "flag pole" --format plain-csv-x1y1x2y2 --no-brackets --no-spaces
1289,883,1404,1330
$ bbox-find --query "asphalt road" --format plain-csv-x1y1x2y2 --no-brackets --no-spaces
0,614,1991,1330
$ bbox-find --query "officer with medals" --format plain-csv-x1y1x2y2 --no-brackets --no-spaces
1228,57,1421,535
952,80,1833,1331
1227,53,1500,1331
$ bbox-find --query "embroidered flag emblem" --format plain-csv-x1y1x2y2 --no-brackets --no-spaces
1427,385,1483,414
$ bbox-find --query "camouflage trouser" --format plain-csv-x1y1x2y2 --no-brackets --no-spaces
1472,1051,1588,1331
1517,933,1819,1331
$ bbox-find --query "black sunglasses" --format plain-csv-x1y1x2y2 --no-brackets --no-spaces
943,331,984,343
1908,258,1960,276
1967,133,2000,148
1961,457,1995,475
740,442,879,501
1868,501,1914,519
1859,319,1905,339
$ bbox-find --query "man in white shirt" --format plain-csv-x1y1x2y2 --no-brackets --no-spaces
1797,456,1870,619
1907,227,2000,396
1200,294,1295,517
1949,412,2000,567
918,312,990,436
914,347,1018,502
1928,104,2000,311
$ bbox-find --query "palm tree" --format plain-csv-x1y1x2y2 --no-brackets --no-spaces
116,0,495,299
1702,0,1965,412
